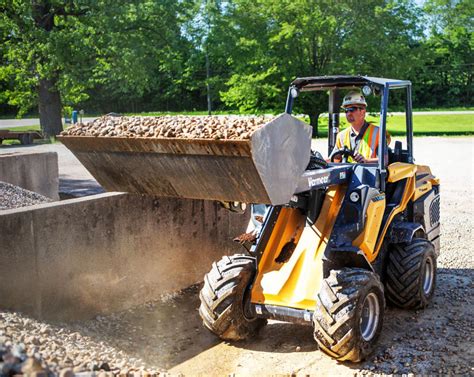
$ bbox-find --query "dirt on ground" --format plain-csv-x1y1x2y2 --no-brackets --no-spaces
1,137,473,376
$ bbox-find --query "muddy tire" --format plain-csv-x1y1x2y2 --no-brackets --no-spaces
313,268,385,362
199,254,266,340
386,238,437,309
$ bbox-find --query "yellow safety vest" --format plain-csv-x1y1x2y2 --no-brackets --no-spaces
336,123,381,163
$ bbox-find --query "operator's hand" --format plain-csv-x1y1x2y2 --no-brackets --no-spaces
352,152,367,163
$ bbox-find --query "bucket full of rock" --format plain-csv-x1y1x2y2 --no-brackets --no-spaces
58,113,312,205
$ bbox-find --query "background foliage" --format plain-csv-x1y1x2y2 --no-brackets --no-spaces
0,0,472,135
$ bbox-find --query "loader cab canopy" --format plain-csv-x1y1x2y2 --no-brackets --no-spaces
285,75,414,179
290,76,411,91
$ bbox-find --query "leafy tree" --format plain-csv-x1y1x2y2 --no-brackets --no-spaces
0,0,190,137
180,0,237,113
0,0,470,125
416,0,473,107
219,0,424,134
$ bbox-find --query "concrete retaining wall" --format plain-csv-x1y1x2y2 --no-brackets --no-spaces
0,151,59,200
0,193,249,320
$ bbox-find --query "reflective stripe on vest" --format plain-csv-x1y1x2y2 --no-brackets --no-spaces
339,123,379,161
369,125,379,158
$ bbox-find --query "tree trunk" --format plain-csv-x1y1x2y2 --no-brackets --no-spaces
309,112,319,138
38,76,63,138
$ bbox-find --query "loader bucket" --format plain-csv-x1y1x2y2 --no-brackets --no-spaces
58,113,312,204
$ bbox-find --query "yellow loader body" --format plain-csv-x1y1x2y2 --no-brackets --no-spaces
251,163,439,312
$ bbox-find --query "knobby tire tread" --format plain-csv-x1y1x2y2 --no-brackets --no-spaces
313,268,385,362
385,238,436,309
199,254,266,340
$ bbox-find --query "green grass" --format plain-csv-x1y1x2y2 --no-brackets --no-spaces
387,114,473,136
1,125,41,131
1,138,56,146
316,114,474,137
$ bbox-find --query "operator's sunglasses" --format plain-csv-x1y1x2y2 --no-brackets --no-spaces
344,107,363,113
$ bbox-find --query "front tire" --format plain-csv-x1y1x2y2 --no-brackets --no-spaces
313,268,385,362
386,238,437,309
199,254,266,340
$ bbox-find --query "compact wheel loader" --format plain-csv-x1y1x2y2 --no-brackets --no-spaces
59,75,440,362
198,76,440,362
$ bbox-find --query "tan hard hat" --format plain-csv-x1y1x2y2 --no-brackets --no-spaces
342,90,367,108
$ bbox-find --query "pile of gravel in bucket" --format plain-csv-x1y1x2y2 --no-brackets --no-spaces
0,182,52,210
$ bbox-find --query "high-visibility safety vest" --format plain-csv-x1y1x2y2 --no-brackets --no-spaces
336,123,380,163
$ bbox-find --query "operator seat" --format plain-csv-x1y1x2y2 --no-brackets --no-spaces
388,141,403,164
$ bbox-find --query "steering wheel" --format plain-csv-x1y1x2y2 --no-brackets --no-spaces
329,146,355,163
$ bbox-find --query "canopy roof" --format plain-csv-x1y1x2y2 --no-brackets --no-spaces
291,75,411,91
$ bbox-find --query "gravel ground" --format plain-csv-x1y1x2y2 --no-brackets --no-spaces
0,137,473,376
0,181,51,210
0,310,164,376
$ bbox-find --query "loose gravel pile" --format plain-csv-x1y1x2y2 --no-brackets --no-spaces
0,310,162,376
0,182,52,210
61,115,272,140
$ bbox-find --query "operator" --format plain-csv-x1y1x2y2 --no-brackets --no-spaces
332,90,389,163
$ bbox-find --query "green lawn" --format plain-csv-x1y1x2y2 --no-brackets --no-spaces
1,125,41,131
387,114,473,136
316,114,473,137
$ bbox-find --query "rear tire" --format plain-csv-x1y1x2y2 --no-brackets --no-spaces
199,254,266,340
313,268,385,362
386,238,437,309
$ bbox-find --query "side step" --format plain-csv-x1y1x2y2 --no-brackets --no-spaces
251,303,314,325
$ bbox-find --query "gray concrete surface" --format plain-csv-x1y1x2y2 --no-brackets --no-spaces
0,143,104,197
0,151,59,200
0,192,248,320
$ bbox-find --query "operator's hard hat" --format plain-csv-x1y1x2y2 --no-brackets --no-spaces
342,90,367,108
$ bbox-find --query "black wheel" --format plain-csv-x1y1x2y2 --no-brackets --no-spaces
386,238,437,309
199,254,266,340
313,268,385,362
